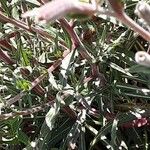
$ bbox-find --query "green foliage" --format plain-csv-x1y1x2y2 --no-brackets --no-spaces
0,0,150,150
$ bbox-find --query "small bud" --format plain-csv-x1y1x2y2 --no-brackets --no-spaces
135,51,150,67
135,1,150,26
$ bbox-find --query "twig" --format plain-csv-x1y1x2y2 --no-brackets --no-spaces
59,18,106,87
0,49,15,64
59,18,93,63
22,0,96,23
0,12,67,48
1,100,54,120
107,0,150,41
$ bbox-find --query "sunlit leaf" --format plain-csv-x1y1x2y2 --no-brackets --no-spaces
45,92,62,130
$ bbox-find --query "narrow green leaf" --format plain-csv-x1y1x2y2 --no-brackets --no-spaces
110,118,119,149
45,92,62,130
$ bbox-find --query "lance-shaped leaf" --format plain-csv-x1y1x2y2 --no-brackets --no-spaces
45,92,62,130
